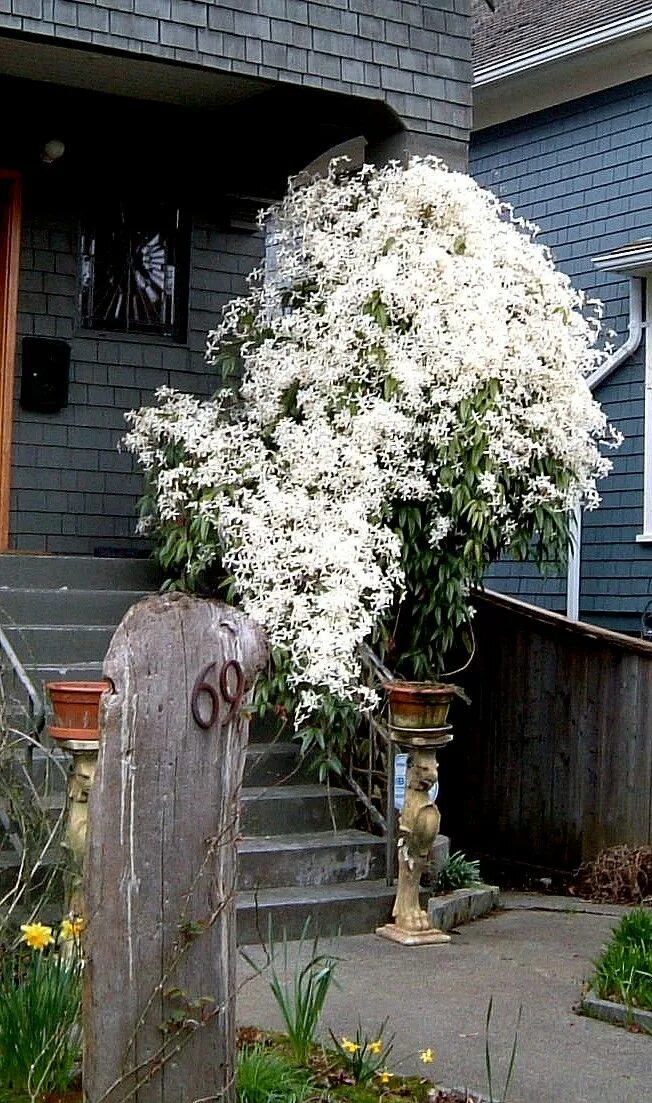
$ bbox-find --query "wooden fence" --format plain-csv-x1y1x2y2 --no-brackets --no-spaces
439,589,652,872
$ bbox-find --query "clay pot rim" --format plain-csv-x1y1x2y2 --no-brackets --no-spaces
46,680,112,695
48,724,101,742
382,680,455,696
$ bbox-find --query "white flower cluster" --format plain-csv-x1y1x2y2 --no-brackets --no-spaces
124,158,618,725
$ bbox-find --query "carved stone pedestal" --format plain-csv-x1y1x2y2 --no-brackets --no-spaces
58,739,99,922
377,730,452,947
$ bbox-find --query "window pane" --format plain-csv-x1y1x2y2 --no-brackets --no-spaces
80,202,187,339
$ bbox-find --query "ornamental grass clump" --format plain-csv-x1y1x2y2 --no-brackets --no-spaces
589,908,652,1011
436,851,482,892
245,921,339,1066
236,1044,314,1103
0,922,82,1101
125,157,619,765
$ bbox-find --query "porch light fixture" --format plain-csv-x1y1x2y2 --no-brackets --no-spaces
41,139,65,164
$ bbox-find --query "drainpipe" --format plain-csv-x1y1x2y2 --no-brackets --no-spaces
566,277,644,619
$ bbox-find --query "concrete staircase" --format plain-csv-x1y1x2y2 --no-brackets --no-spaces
0,553,396,942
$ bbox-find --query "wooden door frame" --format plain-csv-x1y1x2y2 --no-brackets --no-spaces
0,170,22,551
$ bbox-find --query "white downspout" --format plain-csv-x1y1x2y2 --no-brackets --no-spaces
566,277,644,619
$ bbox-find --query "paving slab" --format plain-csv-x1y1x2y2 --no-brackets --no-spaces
237,893,651,1103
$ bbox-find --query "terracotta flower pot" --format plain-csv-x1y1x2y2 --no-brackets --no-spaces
383,680,457,731
46,680,111,743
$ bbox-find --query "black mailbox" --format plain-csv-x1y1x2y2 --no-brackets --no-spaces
20,337,70,414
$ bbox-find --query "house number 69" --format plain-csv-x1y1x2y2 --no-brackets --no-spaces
191,659,245,730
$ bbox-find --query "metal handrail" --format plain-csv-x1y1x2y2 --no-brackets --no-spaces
359,644,397,886
0,624,45,736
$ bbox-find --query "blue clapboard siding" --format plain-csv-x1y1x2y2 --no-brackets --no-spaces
470,76,652,634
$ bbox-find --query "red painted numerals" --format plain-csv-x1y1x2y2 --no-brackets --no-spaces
191,659,245,730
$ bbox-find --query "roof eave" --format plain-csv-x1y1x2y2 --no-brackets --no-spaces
473,16,652,131
474,9,652,88
593,241,652,276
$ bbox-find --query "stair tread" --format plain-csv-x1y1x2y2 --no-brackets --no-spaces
239,830,384,852
237,879,394,906
241,784,352,801
0,587,150,596
26,663,105,672
3,625,116,631
0,554,160,590
247,742,298,756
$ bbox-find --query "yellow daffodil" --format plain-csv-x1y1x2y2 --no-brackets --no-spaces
368,1039,383,1055
341,1037,360,1054
419,1048,434,1064
19,922,54,950
377,1069,392,1084
60,916,85,941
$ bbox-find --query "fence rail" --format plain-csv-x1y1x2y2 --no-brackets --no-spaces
439,589,652,872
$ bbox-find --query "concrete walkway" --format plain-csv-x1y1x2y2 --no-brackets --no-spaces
237,894,651,1103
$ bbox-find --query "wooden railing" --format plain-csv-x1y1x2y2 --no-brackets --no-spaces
438,589,652,872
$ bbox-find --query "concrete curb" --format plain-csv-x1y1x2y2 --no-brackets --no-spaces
427,884,500,931
579,989,652,1033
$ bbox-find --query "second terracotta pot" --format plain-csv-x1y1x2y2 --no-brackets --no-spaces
46,680,111,742
383,680,456,731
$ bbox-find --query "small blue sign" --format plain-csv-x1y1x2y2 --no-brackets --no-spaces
394,753,408,810
394,753,439,811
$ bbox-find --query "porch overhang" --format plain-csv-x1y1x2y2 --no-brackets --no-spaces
0,31,401,197
0,30,270,110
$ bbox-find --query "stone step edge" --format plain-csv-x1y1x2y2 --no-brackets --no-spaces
239,829,385,852
238,881,497,918
237,878,395,909
246,742,299,758
3,625,117,632
241,784,353,802
0,587,150,597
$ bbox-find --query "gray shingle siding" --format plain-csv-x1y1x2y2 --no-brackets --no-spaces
0,0,472,144
11,206,263,552
470,76,652,634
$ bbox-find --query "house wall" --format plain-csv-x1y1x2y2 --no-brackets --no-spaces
11,190,261,552
470,76,652,634
0,4,474,553
0,0,472,160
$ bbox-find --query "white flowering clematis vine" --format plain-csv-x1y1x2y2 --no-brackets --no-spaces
124,158,619,734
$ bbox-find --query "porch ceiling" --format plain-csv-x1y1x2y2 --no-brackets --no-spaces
0,32,270,110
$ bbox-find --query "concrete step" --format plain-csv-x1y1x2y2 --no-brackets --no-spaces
238,829,386,891
236,879,397,944
240,784,355,835
23,743,302,796
0,554,160,591
26,663,106,689
243,742,304,787
12,781,358,836
2,625,115,665
0,588,149,626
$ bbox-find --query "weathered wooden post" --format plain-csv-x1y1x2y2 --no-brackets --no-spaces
83,593,267,1103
